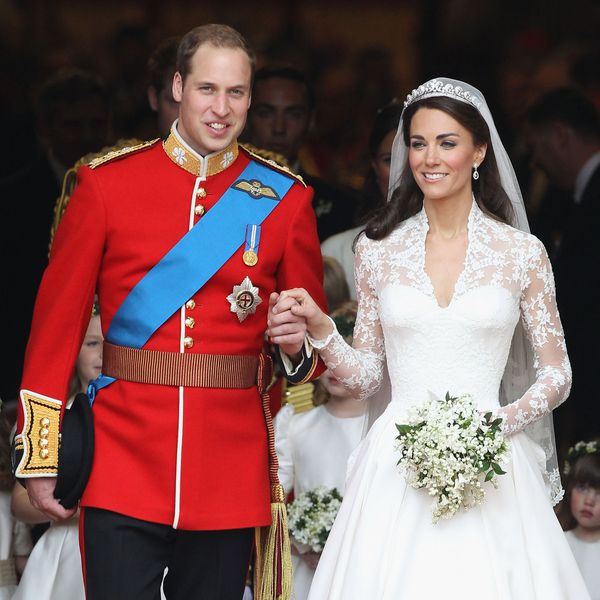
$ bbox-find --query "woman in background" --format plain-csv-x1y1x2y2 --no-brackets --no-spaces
321,101,402,298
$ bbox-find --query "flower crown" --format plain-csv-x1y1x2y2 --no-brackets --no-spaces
563,440,600,475
404,79,483,111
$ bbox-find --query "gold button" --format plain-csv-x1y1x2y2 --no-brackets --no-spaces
38,438,49,448
39,448,49,460
39,427,49,438
185,299,196,310
40,417,50,427
185,316,195,328
194,204,205,216
197,187,207,198
184,336,194,348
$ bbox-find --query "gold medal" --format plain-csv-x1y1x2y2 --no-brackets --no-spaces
243,250,258,267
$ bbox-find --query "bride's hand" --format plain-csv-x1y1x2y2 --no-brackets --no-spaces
272,288,333,341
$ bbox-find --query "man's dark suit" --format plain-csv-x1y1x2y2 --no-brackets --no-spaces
552,164,600,451
301,171,359,242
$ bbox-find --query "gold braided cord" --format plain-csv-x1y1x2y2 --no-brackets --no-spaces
254,495,293,600
254,354,293,600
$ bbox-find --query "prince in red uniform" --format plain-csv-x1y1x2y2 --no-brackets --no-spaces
14,24,325,599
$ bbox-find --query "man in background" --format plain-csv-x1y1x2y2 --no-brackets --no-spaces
146,36,181,138
0,68,111,405
525,87,600,454
245,65,358,241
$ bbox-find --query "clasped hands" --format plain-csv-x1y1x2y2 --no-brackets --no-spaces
266,288,333,356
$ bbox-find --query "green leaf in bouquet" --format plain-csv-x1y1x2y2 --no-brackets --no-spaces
396,424,413,435
485,470,495,482
491,418,503,428
491,462,506,475
481,461,490,472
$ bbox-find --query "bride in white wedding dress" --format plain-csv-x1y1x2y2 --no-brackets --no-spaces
268,78,590,599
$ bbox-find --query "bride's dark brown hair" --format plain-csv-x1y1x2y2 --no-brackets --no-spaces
364,96,514,241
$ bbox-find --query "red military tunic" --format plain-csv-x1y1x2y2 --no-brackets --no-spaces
15,126,326,530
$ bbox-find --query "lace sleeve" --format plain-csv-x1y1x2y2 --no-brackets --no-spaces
310,236,386,400
496,237,572,435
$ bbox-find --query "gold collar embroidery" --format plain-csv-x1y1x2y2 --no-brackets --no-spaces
163,122,239,177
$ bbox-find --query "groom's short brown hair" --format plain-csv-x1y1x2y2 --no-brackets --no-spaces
176,24,255,83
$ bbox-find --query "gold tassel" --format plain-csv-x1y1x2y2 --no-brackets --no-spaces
255,353,293,600
254,484,293,600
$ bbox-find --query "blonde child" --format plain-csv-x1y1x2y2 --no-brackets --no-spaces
557,439,600,599
12,307,102,600
274,301,365,600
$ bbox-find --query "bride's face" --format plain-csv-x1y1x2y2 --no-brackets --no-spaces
408,107,486,203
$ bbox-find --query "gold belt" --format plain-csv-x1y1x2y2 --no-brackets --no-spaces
102,342,259,388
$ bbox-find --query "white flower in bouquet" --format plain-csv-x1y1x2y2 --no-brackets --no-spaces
395,392,510,523
287,486,342,552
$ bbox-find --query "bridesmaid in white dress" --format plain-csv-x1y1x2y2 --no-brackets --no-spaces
267,78,590,599
557,440,600,599
274,302,365,600
12,310,102,600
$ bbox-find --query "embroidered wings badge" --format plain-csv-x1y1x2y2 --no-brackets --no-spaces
233,179,280,200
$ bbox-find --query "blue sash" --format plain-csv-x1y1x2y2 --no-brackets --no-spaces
89,159,294,399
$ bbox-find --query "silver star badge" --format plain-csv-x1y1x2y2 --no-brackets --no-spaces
227,276,262,322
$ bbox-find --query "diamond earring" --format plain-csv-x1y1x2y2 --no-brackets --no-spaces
472,164,479,180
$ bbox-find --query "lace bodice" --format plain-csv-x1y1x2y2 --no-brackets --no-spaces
313,202,571,435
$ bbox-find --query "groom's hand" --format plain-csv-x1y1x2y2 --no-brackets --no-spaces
267,292,307,356
273,288,333,341
26,477,77,521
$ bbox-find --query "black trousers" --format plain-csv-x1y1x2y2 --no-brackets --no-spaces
81,507,253,600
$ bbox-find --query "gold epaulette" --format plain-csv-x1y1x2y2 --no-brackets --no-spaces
283,381,315,414
49,138,154,251
88,138,159,169
241,143,306,188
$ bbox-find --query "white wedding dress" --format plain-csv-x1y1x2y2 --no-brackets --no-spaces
307,202,590,600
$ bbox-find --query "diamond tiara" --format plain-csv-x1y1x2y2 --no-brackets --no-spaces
403,79,483,110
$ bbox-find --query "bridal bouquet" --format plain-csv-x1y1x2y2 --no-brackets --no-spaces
287,486,342,552
395,392,510,523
